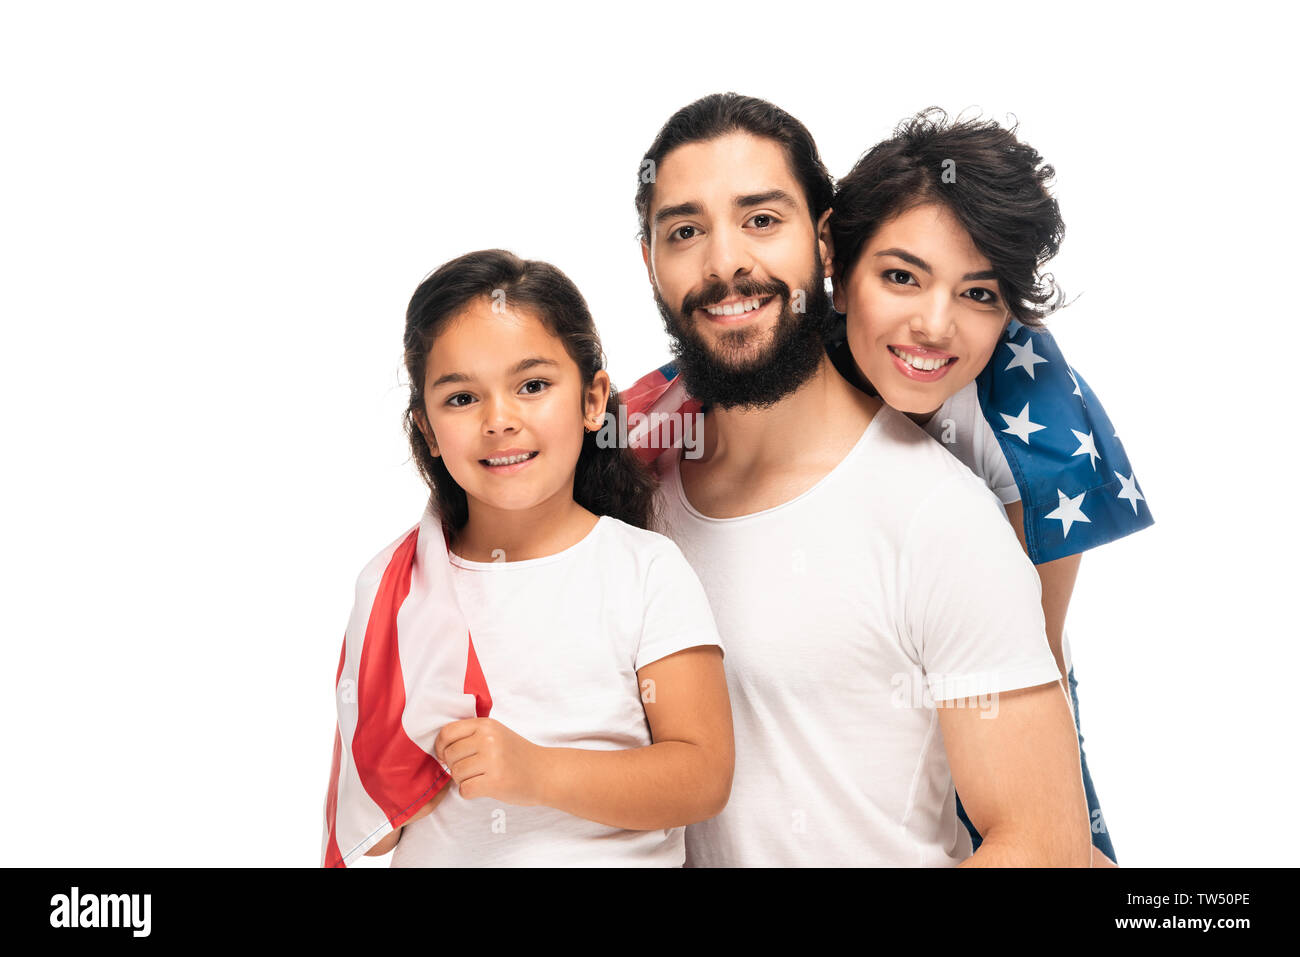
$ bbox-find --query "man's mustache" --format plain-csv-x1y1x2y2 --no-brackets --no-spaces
681,277,790,316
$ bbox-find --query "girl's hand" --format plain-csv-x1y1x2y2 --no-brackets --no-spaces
433,717,549,806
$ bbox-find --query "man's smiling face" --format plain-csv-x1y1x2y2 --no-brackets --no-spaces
641,131,834,409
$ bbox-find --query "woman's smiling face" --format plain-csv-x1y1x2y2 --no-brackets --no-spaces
833,202,1010,418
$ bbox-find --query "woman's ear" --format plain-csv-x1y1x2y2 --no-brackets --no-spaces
413,409,440,457
584,370,611,432
830,263,847,314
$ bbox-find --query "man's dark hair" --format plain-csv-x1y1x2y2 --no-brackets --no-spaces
635,92,834,242
830,108,1066,326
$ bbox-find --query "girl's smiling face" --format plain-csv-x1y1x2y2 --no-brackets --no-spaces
832,202,1010,419
414,296,608,516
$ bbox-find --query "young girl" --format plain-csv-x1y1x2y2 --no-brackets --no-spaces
323,249,733,867
826,109,1153,866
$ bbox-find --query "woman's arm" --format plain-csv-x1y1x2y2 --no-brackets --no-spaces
434,645,734,831
1004,501,1080,682
1003,501,1117,867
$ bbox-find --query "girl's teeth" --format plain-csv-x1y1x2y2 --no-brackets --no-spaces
890,347,952,372
485,452,535,466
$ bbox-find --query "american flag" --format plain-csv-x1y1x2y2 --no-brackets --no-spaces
321,507,492,868
634,316,1153,562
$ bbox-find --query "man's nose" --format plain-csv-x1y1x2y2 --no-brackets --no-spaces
703,227,754,284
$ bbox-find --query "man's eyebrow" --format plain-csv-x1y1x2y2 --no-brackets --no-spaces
734,189,797,210
653,189,798,229
429,356,559,390
653,201,702,227
875,248,998,283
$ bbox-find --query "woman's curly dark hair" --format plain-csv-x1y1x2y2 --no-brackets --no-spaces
830,108,1066,327
402,249,658,536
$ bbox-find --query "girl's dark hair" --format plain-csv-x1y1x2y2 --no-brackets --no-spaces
635,92,835,242
403,249,658,535
830,108,1066,327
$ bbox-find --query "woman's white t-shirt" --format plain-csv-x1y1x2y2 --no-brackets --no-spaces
919,380,1073,671
390,514,724,868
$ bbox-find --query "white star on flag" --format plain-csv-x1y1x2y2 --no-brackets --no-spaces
1045,488,1091,539
1071,429,1100,470
1066,366,1083,399
1000,403,1047,444
1004,338,1049,379
1115,470,1144,514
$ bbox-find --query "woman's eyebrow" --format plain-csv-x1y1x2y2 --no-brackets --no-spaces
875,248,997,282
429,356,559,390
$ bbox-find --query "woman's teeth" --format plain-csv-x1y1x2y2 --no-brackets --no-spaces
706,297,768,317
890,346,954,372
483,451,538,466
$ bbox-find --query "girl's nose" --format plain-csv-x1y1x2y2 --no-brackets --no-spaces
482,396,521,435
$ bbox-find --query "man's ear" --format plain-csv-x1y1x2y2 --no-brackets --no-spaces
640,239,655,288
584,370,611,431
413,409,440,457
817,207,834,280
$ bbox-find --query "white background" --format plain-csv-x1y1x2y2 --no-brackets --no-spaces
2,1,1294,867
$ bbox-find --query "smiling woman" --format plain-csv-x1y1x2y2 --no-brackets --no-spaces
826,108,1154,865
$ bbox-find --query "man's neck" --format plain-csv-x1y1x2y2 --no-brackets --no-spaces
674,354,880,519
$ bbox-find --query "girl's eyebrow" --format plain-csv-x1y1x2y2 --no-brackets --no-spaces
875,248,997,282
429,356,560,390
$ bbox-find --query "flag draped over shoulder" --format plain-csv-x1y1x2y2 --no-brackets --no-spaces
975,319,1153,564
623,317,1153,562
322,504,492,868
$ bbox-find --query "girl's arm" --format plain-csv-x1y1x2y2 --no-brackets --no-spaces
1004,501,1080,682
434,644,733,831
541,644,733,830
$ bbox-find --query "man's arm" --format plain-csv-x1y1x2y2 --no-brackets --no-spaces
939,680,1092,867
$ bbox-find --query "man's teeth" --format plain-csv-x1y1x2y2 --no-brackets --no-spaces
484,452,537,466
890,346,953,372
706,297,767,317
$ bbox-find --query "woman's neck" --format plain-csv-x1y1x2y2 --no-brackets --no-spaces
451,494,599,563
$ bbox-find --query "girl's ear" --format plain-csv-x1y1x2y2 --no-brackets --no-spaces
413,409,440,457
583,370,611,432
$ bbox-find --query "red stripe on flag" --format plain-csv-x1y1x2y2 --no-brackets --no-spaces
465,633,492,717
323,726,345,867
323,635,347,868
352,528,450,832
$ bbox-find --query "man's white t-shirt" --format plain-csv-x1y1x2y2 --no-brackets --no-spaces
390,515,724,868
919,381,1073,671
654,405,1061,867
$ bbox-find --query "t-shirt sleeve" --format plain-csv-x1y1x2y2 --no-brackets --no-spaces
900,472,1060,702
976,407,1021,505
635,539,725,672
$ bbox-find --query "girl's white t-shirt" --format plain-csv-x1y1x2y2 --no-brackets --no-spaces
390,514,724,868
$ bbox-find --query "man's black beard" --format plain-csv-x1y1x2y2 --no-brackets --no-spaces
653,258,834,411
